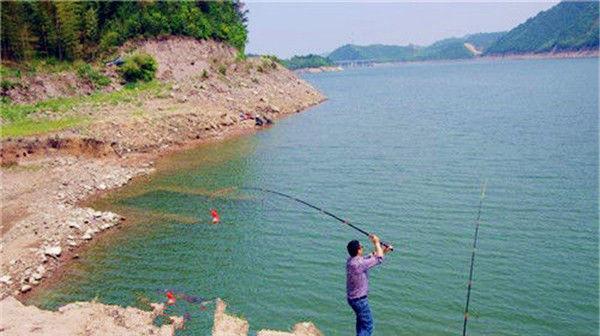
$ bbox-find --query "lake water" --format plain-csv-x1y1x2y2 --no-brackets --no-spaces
31,58,598,335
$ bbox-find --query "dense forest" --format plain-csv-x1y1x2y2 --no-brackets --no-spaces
485,1,599,54
282,54,334,70
0,1,248,62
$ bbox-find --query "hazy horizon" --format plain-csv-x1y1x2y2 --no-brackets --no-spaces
245,1,558,58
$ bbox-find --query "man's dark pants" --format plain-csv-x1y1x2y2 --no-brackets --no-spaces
348,296,374,336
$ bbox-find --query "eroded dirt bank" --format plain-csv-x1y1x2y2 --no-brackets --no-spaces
1,37,325,334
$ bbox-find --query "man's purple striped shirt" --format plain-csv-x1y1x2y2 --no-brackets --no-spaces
346,254,384,299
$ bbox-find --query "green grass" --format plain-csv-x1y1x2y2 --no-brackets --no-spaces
1,58,79,78
1,81,165,122
1,117,87,138
1,80,168,138
0,64,22,78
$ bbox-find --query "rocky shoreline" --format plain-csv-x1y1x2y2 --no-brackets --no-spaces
295,66,343,74
1,155,154,297
0,296,184,335
1,37,325,334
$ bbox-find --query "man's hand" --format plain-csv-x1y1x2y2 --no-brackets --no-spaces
369,234,384,257
383,245,394,254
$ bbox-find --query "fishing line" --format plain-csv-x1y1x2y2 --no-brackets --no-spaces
462,181,487,336
241,187,394,251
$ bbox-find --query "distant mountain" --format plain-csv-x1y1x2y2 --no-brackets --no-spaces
414,38,474,61
486,1,599,55
295,1,598,67
327,32,505,63
328,44,419,63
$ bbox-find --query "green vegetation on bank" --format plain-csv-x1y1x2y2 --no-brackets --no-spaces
0,1,246,137
485,1,599,54
2,117,88,138
1,1,248,62
0,81,168,138
75,62,111,88
118,53,158,83
282,54,334,70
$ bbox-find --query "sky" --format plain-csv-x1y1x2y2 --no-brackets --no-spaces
244,1,558,58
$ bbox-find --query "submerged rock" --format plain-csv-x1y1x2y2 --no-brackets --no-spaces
212,299,322,336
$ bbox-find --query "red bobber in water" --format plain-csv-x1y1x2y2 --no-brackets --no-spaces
210,209,220,224
166,291,176,305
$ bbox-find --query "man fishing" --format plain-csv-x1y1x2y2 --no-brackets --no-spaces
346,234,393,336
240,187,396,334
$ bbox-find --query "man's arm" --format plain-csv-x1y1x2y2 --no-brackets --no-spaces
359,234,385,271
370,234,384,257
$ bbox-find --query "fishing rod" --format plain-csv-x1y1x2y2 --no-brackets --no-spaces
462,181,487,336
242,187,394,251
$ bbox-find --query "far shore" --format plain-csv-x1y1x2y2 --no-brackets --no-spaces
321,49,600,71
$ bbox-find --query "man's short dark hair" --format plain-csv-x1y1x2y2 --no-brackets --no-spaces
347,240,361,257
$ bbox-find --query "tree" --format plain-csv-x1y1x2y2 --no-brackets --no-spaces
54,1,82,60
0,0,250,61
82,7,99,59
1,2,34,60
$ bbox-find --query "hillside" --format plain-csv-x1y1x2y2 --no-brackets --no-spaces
464,32,507,51
0,1,248,61
328,44,419,62
486,1,599,54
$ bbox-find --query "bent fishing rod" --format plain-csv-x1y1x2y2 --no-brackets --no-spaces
462,181,487,336
242,187,394,251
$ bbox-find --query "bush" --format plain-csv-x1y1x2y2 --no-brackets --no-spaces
262,55,282,64
260,56,279,71
1,79,15,91
217,64,227,76
76,62,111,88
99,31,121,54
118,53,157,83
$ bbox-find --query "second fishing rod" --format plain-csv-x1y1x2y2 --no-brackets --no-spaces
242,187,394,251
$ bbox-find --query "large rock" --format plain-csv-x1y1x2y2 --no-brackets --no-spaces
212,299,322,336
212,298,249,336
257,322,323,336
44,246,62,257
0,296,182,336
